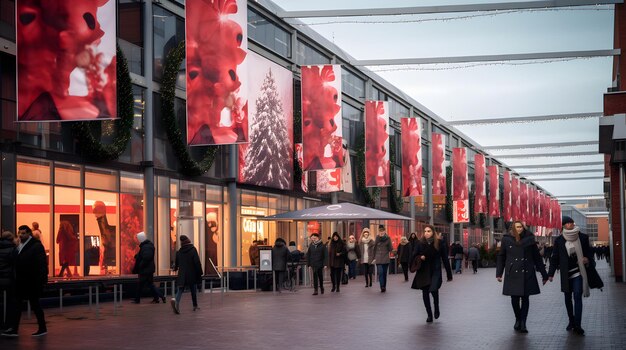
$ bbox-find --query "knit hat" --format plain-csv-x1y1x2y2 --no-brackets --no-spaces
136,232,147,243
562,216,574,226
180,235,191,244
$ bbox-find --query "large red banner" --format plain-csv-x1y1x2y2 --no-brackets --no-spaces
520,183,528,223
528,187,536,226
17,0,117,121
535,190,541,227
503,171,511,222
186,0,248,145
295,143,308,192
474,154,487,213
453,148,469,223
365,101,390,187
511,176,519,221
555,201,562,229
401,118,422,196
301,65,343,171
432,133,446,203
488,165,500,217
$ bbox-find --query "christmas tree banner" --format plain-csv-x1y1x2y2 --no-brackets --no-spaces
503,171,511,222
474,154,487,213
17,0,117,121
186,0,248,145
365,101,390,187
238,52,293,190
453,148,469,223
511,176,519,221
401,117,422,196
488,165,500,217
301,65,343,171
432,133,446,204
295,143,308,192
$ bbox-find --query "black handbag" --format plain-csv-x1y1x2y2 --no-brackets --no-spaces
409,255,422,273
586,261,604,290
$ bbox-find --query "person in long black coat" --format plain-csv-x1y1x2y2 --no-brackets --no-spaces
0,231,17,333
411,225,453,323
306,233,328,295
496,221,548,333
548,216,592,336
171,235,203,314
328,232,346,293
132,232,165,304
272,238,289,292
396,236,411,282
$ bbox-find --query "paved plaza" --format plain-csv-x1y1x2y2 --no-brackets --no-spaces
1,260,625,350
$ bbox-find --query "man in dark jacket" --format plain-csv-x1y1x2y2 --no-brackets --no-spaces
132,232,165,304
0,231,17,333
3,225,48,337
272,238,289,293
306,233,328,295
171,235,202,314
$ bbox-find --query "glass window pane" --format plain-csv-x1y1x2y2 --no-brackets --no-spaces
170,178,179,198
118,0,144,75
342,69,365,99
54,187,82,278
248,9,291,58
206,185,222,203
153,5,185,82
85,190,118,275
17,157,51,183
0,0,15,41
157,176,170,197
55,162,82,187
120,172,144,194
296,40,330,65
85,167,118,191
16,182,51,274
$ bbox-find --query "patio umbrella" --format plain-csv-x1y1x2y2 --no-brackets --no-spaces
261,202,411,221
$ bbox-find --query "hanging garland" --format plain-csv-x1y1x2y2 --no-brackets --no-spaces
355,133,380,207
161,41,217,176
72,45,134,161
388,137,404,213
445,166,453,223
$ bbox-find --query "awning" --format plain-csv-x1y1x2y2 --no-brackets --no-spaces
261,202,411,221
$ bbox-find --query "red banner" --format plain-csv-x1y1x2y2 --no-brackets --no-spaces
528,187,536,226
555,201,562,229
17,0,117,121
365,101,390,187
511,176,519,221
474,154,487,213
535,190,541,227
186,0,248,145
295,143,308,192
301,65,343,170
401,118,422,196
432,133,446,204
503,171,511,222
520,183,528,223
488,165,500,217
453,148,469,223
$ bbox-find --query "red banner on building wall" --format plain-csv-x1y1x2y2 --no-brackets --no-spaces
453,148,469,223
488,165,500,217
432,133,446,204
503,171,511,222
365,101,390,187
295,143,308,192
401,118,422,197
17,0,117,121
528,187,536,226
535,190,541,227
555,201,562,229
301,65,343,171
186,0,248,145
520,183,528,223
474,154,487,213
511,176,519,221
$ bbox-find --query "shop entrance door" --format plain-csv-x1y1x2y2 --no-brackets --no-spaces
177,216,205,272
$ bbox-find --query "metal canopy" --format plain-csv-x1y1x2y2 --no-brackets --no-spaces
261,202,412,221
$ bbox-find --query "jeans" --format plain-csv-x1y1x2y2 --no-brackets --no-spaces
377,264,389,288
362,263,373,286
312,267,324,291
511,295,530,321
564,275,583,328
455,259,462,273
175,284,198,308
348,260,357,279
135,274,164,302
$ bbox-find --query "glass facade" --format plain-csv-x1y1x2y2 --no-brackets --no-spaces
248,8,291,58
296,40,330,66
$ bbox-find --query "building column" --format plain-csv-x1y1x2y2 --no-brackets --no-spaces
229,145,238,267
620,164,626,282
143,1,155,240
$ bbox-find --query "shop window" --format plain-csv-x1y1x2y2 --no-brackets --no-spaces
16,182,51,275
17,157,51,183
206,185,222,202
120,172,143,194
54,162,82,187
85,167,118,191
170,178,179,198
120,192,143,274
180,180,205,201
54,187,82,278
156,196,172,274
84,190,118,276
241,190,256,206
119,85,145,164
118,0,144,75
1,181,14,231
205,203,222,271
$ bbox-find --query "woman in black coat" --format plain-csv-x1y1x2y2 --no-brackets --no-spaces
272,238,289,292
496,221,548,333
171,235,202,314
411,225,453,323
328,232,346,293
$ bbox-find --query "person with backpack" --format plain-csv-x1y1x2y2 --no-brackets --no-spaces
170,235,202,314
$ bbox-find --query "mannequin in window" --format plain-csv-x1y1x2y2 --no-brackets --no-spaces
57,220,78,277
93,201,116,274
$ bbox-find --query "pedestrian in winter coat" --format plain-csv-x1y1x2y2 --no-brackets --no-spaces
346,235,361,280
306,233,328,295
408,232,418,256
132,232,165,304
452,242,464,274
397,236,411,281
468,244,480,274
249,241,260,266
328,232,346,292
359,228,375,288
171,235,203,314
496,221,548,333
411,225,453,323
0,231,17,332
373,225,393,293
548,216,592,336
272,238,290,292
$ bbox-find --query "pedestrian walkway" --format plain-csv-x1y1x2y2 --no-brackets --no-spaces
1,260,624,350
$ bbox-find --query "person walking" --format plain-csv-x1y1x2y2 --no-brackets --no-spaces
396,236,411,282
408,232,418,255
249,240,260,266
547,216,592,336
468,244,480,274
373,225,393,293
306,233,328,295
346,235,360,280
272,238,289,293
411,225,453,322
328,232,346,292
132,232,166,304
452,241,464,274
3,225,48,337
359,228,375,288
171,235,202,314
496,221,548,333
0,231,17,333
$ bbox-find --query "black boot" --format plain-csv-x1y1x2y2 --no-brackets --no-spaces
514,319,521,331
425,303,433,323
519,319,528,333
566,317,575,331
312,289,318,296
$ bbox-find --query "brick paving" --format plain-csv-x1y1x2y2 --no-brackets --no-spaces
1,260,624,350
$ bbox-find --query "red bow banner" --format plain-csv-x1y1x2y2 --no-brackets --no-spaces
474,154,487,213
453,148,469,223
488,165,500,217
503,171,511,222
511,176,519,221
432,133,446,204
401,118,422,197
365,101,390,187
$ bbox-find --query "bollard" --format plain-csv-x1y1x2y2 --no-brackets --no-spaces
95,285,100,320
89,285,92,311
254,269,257,292
113,284,118,316
3,290,6,324
120,284,123,308
27,300,31,319
59,288,63,312
272,270,276,293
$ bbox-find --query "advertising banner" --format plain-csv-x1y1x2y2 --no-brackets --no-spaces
365,101,390,187
474,154,487,213
503,171,511,222
453,148,469,223
488,165,500,217
401,117,422,196
511,176,519,221
295,143,308,192
432,133,446,204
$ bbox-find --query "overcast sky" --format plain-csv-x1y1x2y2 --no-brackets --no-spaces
272,0,612,198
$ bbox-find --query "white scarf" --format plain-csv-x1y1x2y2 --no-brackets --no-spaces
562,227,590,297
